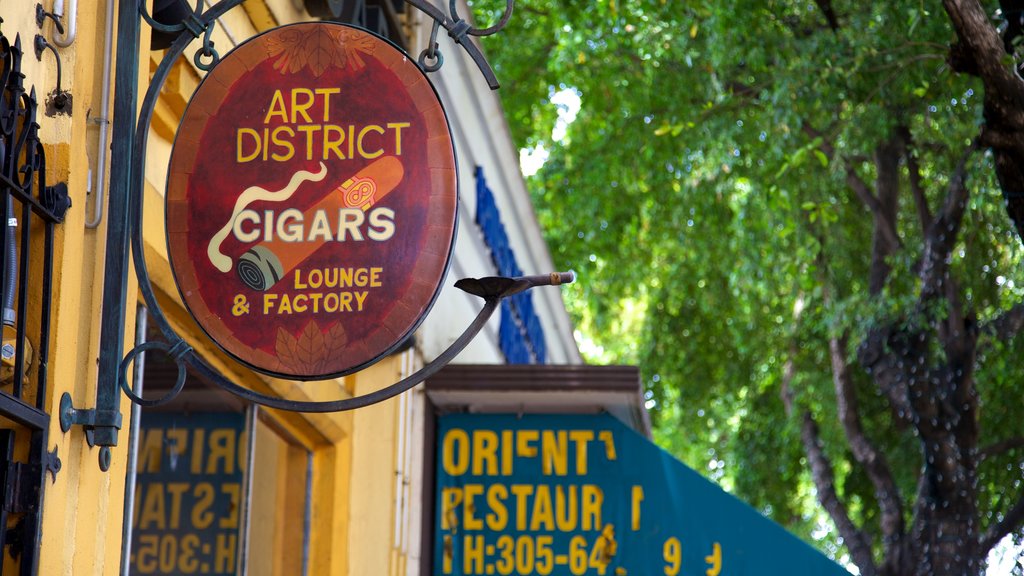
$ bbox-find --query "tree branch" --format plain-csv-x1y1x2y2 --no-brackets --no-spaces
980,487,1024,551
782,351,878,576
857,327,919,429
979,436,1024,460
898,125,934,235
846,165,886,220
812,0,841,31
802,124,902,255
866,135,904,294
981,124,1024,157
943,0,1024,239
983,302,1024,340
943,0,1024,100
919,141,978,301
856,327,921,426
830,336,905,544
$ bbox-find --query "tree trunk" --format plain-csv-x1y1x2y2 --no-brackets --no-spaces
942,0,1024,238
819,133,992,576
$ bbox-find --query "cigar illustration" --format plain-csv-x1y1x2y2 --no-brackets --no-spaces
235,156,405,291
207,163,329,274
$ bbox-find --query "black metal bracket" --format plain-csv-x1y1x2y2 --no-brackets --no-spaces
32,34,71,114
3,444,59,514
41,182,71,221
34,4,65,36
59,392,121,470
43,444,60,483
59,392,123,445
406,0,514,89
122,272,575,414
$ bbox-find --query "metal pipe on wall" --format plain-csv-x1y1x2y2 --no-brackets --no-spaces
119,304,147,576
50,0,78,47
401,350,414,556
85,0,114,229
238,405,258,576
393,379,408,549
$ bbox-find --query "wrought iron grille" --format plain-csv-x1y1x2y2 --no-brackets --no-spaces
0,29,71,575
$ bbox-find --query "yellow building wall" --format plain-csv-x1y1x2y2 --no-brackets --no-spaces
348,358,407,576
0,0,425,573
0,1,140,574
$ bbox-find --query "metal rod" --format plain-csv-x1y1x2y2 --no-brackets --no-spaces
302,449,313,576
14,198,31,396
38,222,54,410
92,0,144,449
129,0,244,345
0,392,48,429
185,295,500,412
0,173,66,221
393,382,407,546
237,404,257,576
119,303,147,576
0,144,10,395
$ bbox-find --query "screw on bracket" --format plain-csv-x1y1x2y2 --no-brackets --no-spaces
44,445,60,483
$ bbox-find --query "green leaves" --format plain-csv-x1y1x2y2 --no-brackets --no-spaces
490,0,1024,564
653,122,686,137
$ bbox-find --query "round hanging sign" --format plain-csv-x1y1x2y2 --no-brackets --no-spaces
166,22,458,380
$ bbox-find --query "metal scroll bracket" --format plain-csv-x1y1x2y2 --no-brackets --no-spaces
56,0,558,471
122,272,576,414
406,0,514,89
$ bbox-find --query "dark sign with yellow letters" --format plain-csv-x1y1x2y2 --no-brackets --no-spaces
130,412,248,575
435,414,850,576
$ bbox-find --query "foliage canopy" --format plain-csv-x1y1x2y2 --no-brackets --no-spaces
475,0,1024,574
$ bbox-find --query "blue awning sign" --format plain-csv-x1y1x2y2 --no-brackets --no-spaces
434,413,850,576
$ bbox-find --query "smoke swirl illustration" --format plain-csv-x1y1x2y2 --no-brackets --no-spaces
206,162,329,273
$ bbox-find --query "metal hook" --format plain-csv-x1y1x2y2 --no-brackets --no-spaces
418,19,443,73
33,34,70,112
35,4,65,36
404,0,514,89
140,0,191,34
193,22,219,71
448,0,514,37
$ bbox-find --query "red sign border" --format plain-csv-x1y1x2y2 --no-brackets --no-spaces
164,22,459,381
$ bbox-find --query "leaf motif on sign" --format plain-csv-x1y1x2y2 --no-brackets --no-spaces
323,322,349,365
276,327,301,372
339,29,376,72
275,321,339,374
295,320,328,373
266,27,375,77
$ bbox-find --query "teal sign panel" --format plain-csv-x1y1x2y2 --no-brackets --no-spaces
434,413,849,576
